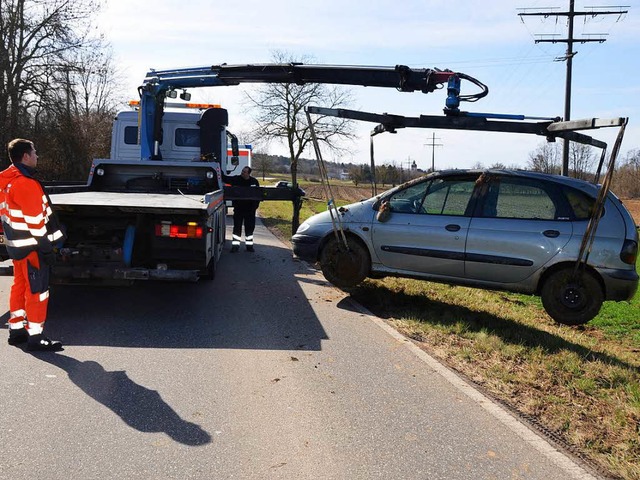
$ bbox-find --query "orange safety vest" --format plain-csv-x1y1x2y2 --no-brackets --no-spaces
0,163,64,260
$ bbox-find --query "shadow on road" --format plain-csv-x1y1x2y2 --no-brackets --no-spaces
35,243,328,350
33,353,211,446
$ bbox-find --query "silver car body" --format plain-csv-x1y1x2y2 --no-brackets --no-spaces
292,170,638,301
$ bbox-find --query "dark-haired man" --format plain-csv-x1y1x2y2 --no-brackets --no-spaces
1,139,65,351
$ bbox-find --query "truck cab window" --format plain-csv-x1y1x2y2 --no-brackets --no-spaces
175,128,200,147
124,126,139,145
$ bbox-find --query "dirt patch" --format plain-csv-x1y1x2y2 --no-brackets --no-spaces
622,198,640,226
303,184,380,203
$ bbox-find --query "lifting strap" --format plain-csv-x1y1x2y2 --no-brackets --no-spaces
572,119,627,280
305,108,350,250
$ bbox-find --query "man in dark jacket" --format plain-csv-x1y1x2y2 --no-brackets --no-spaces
1,139,65,351
222,166,260,252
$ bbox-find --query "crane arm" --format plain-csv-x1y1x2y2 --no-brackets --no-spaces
138,62,488,160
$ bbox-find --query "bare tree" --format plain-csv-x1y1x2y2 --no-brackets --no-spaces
245,50,356,232
0,0,120,180
613,149,640,198
527,142,561,174
0,0,104,149
252,152,273,182
569,142,595,180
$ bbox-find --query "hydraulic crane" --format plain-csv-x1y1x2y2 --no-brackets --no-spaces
137,63,489,161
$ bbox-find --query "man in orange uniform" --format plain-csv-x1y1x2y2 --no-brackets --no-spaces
1,139,65,351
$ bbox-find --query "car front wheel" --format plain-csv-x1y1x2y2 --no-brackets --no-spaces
319,236,370,288
540,266,604,325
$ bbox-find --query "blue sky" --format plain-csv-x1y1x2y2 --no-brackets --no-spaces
97,0,639,170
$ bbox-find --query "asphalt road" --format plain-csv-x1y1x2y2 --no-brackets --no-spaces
0,218,601,480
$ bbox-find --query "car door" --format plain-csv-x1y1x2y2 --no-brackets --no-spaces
371,175,477,278
464,174,573,283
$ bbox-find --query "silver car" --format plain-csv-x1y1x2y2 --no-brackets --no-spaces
292,169,639,325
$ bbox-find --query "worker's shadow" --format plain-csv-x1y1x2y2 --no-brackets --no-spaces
34,353,211,447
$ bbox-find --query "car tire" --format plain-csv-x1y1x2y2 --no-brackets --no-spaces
319,235,370,288
540,266,604,326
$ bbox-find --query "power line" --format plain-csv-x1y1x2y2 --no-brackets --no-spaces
517,2,629,176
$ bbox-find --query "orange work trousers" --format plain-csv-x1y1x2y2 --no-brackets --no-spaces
9,250,50,334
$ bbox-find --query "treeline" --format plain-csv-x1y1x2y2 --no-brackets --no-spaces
252,153,423,187
0,0,120,180
254,149,640,199
527,142,640,199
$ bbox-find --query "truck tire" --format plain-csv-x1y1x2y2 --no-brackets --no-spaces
203,229,219,281
540,266,604,326
319,235,370,288
204,258,216,280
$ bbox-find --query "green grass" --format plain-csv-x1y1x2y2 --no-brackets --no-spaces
259,186,640,479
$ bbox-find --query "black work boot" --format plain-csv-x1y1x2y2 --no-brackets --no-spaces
230,245,239,253
8,327,29,346
246,245,255,252
27,334,63,352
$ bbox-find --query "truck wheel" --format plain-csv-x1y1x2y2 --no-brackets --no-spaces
319,236,370,288
203,255,217,281
203,233,219,281
540,267,603,326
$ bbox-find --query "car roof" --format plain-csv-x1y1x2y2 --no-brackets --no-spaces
434,169,600,193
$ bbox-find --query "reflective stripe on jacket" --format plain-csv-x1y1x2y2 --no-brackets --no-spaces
0,164,64,260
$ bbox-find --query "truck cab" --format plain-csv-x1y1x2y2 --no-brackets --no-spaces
110,104,251,175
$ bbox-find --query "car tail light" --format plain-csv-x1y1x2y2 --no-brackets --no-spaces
620,239,638,265
155,221,203,239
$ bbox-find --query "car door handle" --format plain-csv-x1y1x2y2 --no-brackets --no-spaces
543,230,560,238
445,224,461,232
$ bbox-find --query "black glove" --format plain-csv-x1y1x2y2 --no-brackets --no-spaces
40,251,56,266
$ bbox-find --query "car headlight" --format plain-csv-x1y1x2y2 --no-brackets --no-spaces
296,222,311,234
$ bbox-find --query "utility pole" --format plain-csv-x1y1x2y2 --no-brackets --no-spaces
518,3,628,176
423,133,443,172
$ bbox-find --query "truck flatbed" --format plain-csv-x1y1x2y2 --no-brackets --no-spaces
50,191,221,215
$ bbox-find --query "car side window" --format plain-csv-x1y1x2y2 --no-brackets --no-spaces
423,178,476,216
388,182,428,214
484,178,557,220
387,178,476,215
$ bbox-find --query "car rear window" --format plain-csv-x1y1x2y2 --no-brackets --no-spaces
562,187,595,220
480,177,558,220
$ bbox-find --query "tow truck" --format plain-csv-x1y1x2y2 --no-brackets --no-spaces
1,63,488,284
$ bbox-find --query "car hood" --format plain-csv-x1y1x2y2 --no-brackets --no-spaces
298,198,377,230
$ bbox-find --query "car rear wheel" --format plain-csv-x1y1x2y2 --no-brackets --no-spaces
540,266,604,325
319,236,370,288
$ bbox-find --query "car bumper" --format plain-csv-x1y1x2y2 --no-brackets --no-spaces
291,234,322,263
601,268,639,301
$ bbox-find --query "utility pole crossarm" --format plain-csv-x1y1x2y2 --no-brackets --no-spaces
518,9,628,17
535,38,607,44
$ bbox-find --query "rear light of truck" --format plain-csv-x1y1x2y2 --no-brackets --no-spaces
155,221,203,239
620,239,638,265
